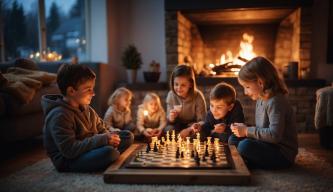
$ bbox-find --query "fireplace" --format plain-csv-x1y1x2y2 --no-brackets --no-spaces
165,1,313,79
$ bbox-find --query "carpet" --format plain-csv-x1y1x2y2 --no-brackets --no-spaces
0,148,332,192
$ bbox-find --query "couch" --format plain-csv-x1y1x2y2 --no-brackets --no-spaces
0,61,115,144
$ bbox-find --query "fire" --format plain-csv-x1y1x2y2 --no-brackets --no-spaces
218,33,256,69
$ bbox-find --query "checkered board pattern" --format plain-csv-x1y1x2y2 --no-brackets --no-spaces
125,142,233,169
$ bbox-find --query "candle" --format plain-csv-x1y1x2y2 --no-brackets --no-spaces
143,110,148,117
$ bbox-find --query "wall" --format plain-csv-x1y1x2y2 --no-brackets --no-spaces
107,0,167,83
311,0,333,83
88,0,108,63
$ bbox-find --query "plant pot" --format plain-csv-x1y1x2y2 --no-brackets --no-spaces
127,69,137,83
143,71,161,83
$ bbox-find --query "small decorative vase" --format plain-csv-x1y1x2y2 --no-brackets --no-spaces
127,69,137,83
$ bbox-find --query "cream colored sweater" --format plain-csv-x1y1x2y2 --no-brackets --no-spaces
136,104,167,133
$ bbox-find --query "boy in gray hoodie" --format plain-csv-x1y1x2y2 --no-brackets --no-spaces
42,64,133,172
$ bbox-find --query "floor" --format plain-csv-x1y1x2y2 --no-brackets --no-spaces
0,133,332,179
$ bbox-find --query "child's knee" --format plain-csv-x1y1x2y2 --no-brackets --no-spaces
102,146,120,162
237,139,255,155
120,130,134,144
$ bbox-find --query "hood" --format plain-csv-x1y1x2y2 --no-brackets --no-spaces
41,94,82,116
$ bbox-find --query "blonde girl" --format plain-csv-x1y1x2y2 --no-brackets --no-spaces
104,87,136,133
137,93,167,139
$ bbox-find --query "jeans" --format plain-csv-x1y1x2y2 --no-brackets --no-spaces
63,130,134,172
229,136,292,169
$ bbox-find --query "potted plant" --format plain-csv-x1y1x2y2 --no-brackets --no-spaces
143,60,161,83
122,44,143,83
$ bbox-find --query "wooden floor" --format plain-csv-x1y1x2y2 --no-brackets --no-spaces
0,133,332,179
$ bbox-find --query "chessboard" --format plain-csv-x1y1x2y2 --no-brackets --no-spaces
126,137,232,169
104,132,251,185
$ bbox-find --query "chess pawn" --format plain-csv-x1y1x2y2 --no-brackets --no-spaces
196,132,200,141
186,137,190,145
166,131,170,141
207,137,212,145
214,138,219,145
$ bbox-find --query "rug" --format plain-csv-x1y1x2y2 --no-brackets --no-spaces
0,148,332,192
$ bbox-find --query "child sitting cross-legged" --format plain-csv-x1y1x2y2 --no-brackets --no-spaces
42,64,134,172
201,82,245,143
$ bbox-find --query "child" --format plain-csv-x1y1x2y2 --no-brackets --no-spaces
103,87,136,134
166,64,207,139
41,64,134,172
201,82,245,143
137,92,167,140
231,56,298,169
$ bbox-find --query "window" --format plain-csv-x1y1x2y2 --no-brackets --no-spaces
0,0,87,62
1,0,39,61
45,0,87,61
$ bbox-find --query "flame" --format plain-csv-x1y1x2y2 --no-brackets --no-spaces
219,33,256,67
143,110,148,116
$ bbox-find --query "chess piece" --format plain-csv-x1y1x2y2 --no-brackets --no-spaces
146,143,151,153
176,147,180,158
211,149,216,162
191,150,195,158
180,151,184,158
202,154,206,161
153,142,158,152
205,145,209,157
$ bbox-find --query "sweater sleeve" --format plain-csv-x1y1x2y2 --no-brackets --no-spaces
51,112,109,159
166,91,174,122
90,107,108,133
201,112,214,137
136,106,145,133
195,91,207,124
103,106,114,129
247,98,285,144
230,100,245,124
158,108,167,131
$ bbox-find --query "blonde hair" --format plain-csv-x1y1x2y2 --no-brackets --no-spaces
107,87,133,107
238,56,288,96
142,92,162,110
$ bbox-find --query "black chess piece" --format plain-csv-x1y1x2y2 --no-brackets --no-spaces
180,151,184,158
202,154,206,161
205,146,209,157
146,143,151,153
153,142,158,152
176,147,180,158
191,150,195,158
195,155,200,165
211,150,216,162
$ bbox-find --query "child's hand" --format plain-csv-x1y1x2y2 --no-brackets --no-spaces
152,129,162,137
107,133,121,147
169,109,179,122
190,123,201,133
213,123,226,134
143,128,153,137
230,123,248,137
180,127,192,138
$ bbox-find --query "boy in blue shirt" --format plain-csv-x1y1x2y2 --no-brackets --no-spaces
201,82,245,143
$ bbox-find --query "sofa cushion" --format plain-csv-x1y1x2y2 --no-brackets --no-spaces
0,83,60,117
